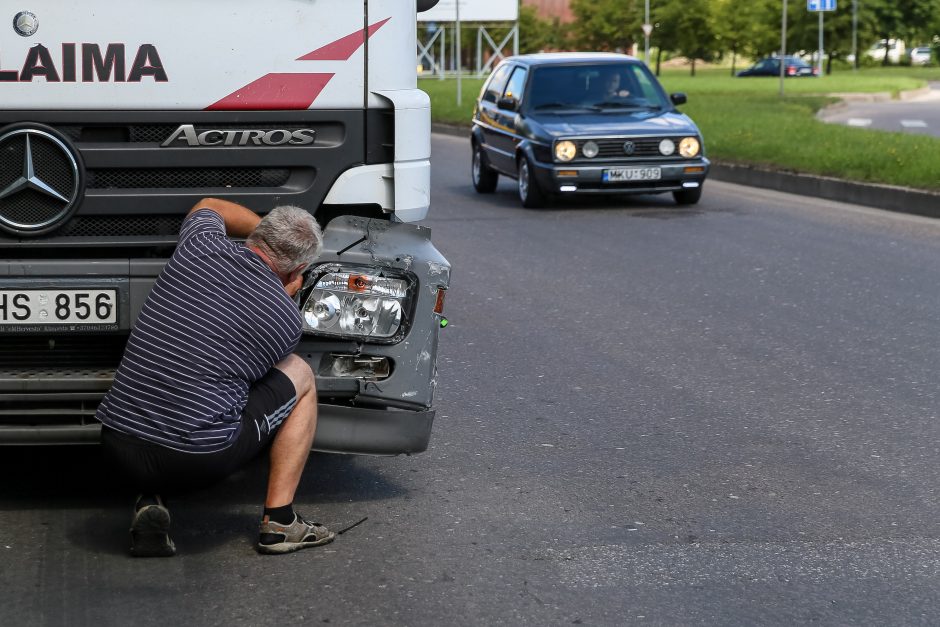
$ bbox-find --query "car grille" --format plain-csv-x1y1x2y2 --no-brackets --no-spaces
571,137,696,162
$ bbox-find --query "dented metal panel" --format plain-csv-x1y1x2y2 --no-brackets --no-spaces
298,216,450,417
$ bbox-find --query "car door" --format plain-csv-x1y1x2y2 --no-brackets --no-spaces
756,59,778,76
487,65,528,174
476,64,513,171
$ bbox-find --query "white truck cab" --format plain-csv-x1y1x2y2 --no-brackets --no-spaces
0,0,449,454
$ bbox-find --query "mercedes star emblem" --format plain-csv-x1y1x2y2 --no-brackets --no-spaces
0,134,69,203
0,127,81,235
13,11,38,37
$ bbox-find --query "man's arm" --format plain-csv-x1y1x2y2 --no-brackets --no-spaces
188,197,261,238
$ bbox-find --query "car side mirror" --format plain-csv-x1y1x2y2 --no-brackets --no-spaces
498,96,518,111
670,93,687,106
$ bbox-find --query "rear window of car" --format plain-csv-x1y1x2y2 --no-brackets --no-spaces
526,63,669,111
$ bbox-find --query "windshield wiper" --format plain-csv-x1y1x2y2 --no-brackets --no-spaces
533,102,591,110
594,101,662,111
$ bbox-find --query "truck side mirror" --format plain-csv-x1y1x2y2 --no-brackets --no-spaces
670,92,687,106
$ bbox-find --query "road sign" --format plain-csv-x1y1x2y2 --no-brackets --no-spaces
808,0,836,11
642,23,653,37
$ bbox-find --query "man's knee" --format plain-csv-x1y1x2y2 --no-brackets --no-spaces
275,354,315,398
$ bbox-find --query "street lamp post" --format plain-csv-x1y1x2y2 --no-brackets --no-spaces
644,0,650,64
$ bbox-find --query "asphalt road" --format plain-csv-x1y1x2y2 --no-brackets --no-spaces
819,82,940,137
2,134,939,626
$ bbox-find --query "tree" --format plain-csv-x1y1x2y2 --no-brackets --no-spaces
569,0,642,53
518,5,569,54
712,0,779,75
654,0,719,75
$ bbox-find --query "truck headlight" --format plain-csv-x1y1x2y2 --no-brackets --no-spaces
679,137,701,158
301,268,412,341
554,140,577,162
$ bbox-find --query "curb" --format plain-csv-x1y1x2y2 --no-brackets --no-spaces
817,85,934,119
432,122,469,138
709,162,940,219
431,124,940,219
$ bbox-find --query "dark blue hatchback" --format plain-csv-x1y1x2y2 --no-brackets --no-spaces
470,53,709,208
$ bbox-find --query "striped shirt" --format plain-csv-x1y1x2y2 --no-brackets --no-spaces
96,209,302,452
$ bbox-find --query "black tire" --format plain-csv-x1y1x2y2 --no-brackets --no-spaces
517,156,548,208
673,185,703,206
471,143,499,193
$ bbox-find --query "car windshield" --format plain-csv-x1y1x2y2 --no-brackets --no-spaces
527,63,670,112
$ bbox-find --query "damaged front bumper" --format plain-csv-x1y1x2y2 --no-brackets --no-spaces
0,216,450,456
299,215,451,455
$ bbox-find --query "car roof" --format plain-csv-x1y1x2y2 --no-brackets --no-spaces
504,52,641,67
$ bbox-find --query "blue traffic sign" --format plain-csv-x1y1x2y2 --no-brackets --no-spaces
808,0,836,10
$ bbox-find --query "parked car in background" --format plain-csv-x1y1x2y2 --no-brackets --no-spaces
909,46,932,65
470,53,709,208
737,56,817,77
866,39,906,64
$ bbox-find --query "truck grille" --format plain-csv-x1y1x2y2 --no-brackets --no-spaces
55,123,318,144
0,109,367,249
85,167,290,189
0,334,128,369
56,215,184,237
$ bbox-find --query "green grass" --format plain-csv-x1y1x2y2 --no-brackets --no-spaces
658,67,926,96
419,77,485,125
674,93,940,190
421,68,940,191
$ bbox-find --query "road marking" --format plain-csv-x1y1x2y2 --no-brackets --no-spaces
846,118,872,127
900,119,928,128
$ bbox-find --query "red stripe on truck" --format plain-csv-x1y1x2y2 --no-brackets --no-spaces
206,73,334,110
297,17,390,61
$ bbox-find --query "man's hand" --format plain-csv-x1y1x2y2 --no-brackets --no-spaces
189,197,261,238
284,272,304,298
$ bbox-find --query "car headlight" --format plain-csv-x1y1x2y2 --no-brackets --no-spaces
658,138,676,156
679,137,701,158
301,268,412,341
581,140,599,159
554,140,577,162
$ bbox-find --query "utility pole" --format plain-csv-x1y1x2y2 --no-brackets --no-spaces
818,8,824,77
455,0,461,106
644,0,651,64
852,0,859,71
780,0,788,97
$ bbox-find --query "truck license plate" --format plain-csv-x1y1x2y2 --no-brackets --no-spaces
603,167,662,182
0,289,117,325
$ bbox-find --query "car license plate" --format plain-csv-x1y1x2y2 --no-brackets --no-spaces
603,167,662,182
0,289,117,325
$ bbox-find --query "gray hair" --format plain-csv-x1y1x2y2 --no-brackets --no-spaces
246,205,322,274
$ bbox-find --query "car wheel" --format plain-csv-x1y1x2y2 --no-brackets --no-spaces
673,185,703,206
471,143,498,193
517,156,547,208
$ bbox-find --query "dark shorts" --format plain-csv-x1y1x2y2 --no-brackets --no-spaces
101,368,297,494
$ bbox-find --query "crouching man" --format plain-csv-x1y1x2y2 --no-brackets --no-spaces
97,197,333,557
